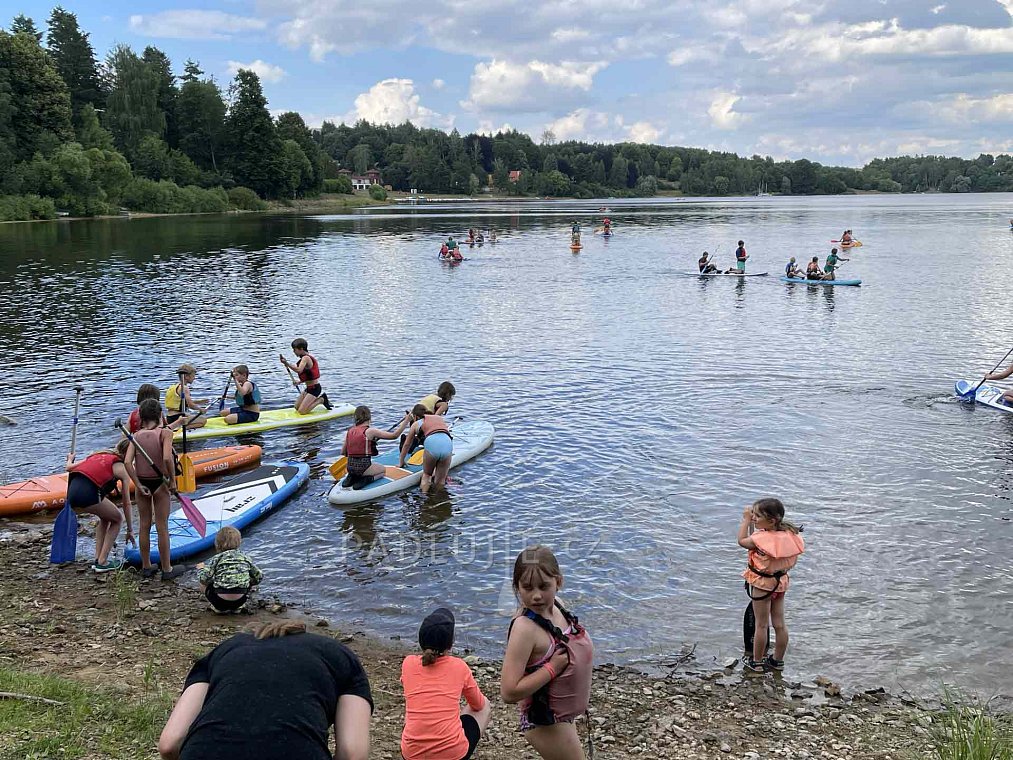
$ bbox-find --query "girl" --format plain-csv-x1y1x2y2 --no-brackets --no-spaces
400,607,491,760
125,399,184,580
738,498,805,673
342,406,411,487
418,381,456,416
165,364,209,430
64,439,135,572
197,526,262,612
128,384,160,433
221,365,261,426
501,546,594,760
805,256,823,280
281,338,331,415
399,405,453,494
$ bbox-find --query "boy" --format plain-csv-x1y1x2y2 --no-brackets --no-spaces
221,365,261,425
197,526,262,612
785,257,804,279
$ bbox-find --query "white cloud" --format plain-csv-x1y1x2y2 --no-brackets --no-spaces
346,79,451,129
627,121,663,144
227,60,287,83
708,92,745,130
432,78,446,90
465,59,605,113
477,120,514,135
128,10,266,40
931,5,946,14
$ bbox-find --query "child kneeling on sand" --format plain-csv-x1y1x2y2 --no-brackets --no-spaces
197,527,262,613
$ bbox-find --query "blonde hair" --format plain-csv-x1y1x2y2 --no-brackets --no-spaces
177,363,197,376
251,621,306,640
215,526,241,552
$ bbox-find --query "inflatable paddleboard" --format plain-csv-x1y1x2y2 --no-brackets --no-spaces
326,420,494,505
125,462,309,565
174,404,354,441
780,276,862,287
954,380,1013,414
693,271,768,278
840,240,862,249
0,445,262,517
570,245,583,251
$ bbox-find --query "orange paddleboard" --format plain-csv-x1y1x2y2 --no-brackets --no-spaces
0,445,262,517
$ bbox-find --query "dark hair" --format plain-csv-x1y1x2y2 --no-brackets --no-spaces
737,240,744,246
136,383,159,404
251,621,306,639
831,247,838,254
353,405,371,425
411,403,429,419
138,398,162,425
752,497,802,534
421,648,442,666
291,338,308,351
512,545,563,592
436,381,456,401
811,256,819,262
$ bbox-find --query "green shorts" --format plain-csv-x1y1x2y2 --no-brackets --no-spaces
736,260,746,272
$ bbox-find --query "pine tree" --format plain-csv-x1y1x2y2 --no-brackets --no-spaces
142,46,178,147
224,69,284,197
276,111,324,195
46,7,103,121
177,73,225,172
103,44,164,157
10,14,43,43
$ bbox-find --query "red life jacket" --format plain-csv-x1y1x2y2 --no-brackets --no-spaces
72,453,120,494
421,415,451,438
128,408,142,434
298,354,321,383
345,423,378,457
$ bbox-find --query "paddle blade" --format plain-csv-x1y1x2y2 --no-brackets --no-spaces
49,504,78,563
176,454,196,493
742,603,755,654
407,449,426,466
328,456,348,480
178,494,206,537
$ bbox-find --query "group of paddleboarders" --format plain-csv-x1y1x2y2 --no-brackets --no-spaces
784,248,849,281
698,240,749,274
341,381,457,494
440,237,465,262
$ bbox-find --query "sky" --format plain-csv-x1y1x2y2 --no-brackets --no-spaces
11,0,1013,166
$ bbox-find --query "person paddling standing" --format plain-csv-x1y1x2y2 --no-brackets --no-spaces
738,498,804,673
281,338,332,414
221,365,260,426
823,247,848,281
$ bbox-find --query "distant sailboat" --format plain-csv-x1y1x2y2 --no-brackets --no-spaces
756,181,770,197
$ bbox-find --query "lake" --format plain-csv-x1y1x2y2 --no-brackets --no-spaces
1,193,1012,698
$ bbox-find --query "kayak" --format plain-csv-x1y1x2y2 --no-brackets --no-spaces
173,404,355,441
124,462,309,565
327,419,494,505
780,276,862,286
0,445,262,517
693,271,768,277
954,380,1013,413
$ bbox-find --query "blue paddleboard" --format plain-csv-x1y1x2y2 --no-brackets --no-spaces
125,463,309,565
780,276,862,286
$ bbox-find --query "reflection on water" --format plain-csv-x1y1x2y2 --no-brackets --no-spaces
2,194,1013,696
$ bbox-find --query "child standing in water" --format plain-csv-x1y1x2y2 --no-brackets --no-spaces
400,607,491,760
738,497,805,673
501,546,594,760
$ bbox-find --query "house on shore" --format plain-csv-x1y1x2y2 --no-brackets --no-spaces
339,168,382,191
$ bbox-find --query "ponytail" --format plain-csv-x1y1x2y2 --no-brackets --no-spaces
251,621,306,640
421,648,442,666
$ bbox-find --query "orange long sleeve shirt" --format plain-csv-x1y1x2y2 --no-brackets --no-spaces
400,654,486,760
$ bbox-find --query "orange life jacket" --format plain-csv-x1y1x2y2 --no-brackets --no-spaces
742,529,804,596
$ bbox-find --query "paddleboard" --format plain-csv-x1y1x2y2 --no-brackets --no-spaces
954,380,1013,413
326,420,494,505
124,462,309,565
693,271,769,278
780,276,862,287
570,245,583,251
174,404,354,441
840,241,863,249
0,445,262,517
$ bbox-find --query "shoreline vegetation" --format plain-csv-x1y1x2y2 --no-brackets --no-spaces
1,522,1010,759
3,10,1013,225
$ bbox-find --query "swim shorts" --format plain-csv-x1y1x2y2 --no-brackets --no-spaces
424,431,453,462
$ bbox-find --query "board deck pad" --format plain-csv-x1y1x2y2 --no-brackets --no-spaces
125,463,309,565
173,404,355,441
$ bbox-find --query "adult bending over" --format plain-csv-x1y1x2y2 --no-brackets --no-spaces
159,621,372,760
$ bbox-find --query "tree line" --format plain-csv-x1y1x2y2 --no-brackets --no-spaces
2,8,1011,222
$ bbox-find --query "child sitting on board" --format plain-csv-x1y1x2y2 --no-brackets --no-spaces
165,363,209,430
197,526,262,613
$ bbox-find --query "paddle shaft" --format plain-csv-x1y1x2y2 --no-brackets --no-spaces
970,345,1013,396
69,386,83,458
282,359,299,388
218,375,231,412
114,421,173,489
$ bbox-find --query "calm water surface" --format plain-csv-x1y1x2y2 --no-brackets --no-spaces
1,194,1012,697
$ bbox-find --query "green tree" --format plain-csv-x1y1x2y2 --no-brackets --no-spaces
636,174,659,196
46,7,103,123
223,69,284,198
0,29,73,162
142,46,178,147
276,111,323,195
492,158,509,190
347,143,372,174
10,14,43,42
279,139,312,197
104,44,165,157
177,71,225,172
76,102,113,150
133,134,170,180
667,155,683,181
608,156,629,188
789,158,818,195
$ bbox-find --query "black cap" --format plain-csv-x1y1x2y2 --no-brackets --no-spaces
419,607,455,652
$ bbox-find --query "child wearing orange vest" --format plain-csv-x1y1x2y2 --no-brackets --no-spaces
738,497,804,673
399,405,453,494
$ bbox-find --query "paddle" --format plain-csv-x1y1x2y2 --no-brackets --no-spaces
281,356,300,390
218,375,231,413
176,372,196,493
50,386,83,564
115,419,206,537
960,345,1013,401
328,415,409,480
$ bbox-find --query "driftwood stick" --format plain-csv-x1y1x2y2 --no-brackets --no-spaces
0,691,66,706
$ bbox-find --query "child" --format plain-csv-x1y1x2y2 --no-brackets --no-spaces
124,399,185,580
399,405,453,494
501,546,593,760
341,406,411,488
785,257,804,279
699,252,719,274
64,439,135,572
806,256,823,280
489,229,497,243
280,338,332,414
418,381,456,416
734,240,748,272
128,384,161,433
221,365,261,425
450,247,464,263
196,526,262,612
165,363,209,430
400,607,491,760
439,242,450,258
738,498,805,673
823,247,848,280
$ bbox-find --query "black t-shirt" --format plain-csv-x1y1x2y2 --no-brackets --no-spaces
179,632,373,760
